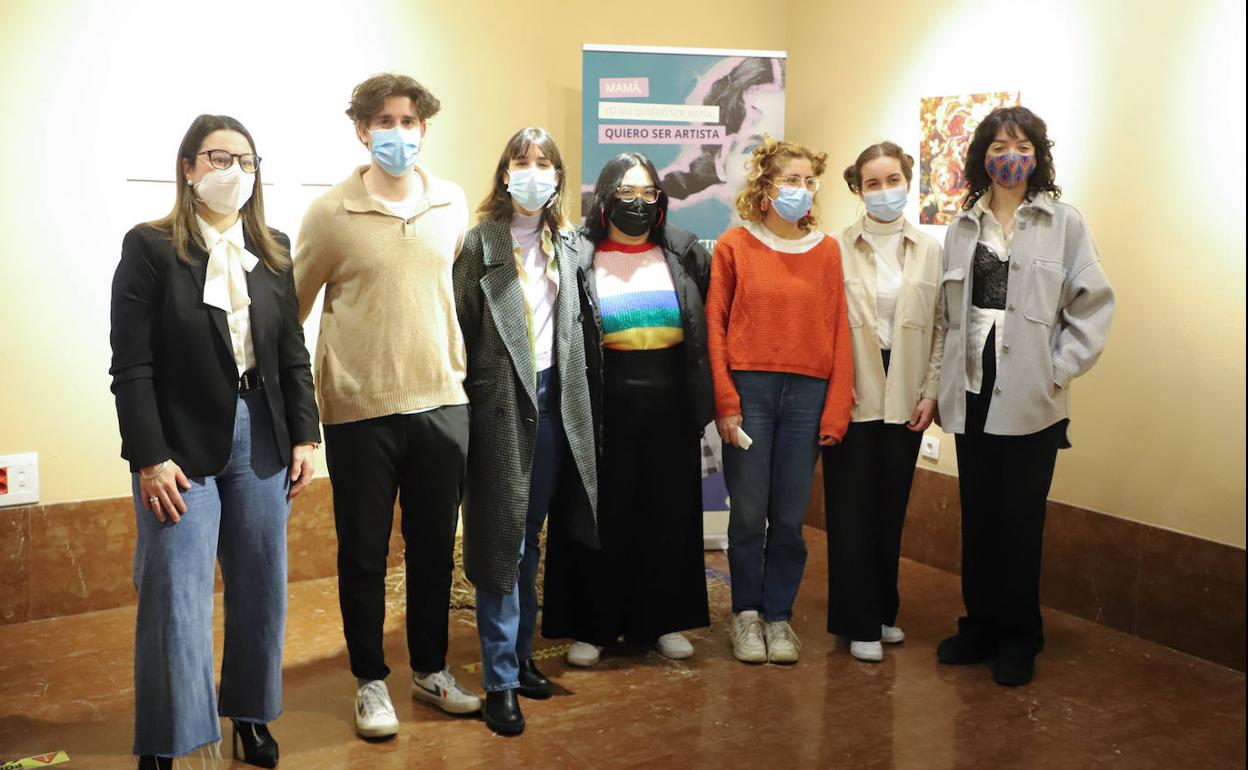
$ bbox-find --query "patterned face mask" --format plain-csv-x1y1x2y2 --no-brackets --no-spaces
984,153,1036,189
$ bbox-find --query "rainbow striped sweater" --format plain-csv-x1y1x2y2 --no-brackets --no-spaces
593,241,685,351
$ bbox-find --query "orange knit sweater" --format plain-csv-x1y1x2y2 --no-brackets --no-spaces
705,224,855,440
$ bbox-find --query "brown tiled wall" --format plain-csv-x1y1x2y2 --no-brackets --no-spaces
0,478,403,625
811,460,1246,672
4,469,1244,672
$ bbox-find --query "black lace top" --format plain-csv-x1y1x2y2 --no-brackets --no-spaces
971,242,1009,310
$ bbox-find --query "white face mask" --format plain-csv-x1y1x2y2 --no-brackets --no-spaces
193,164,255,215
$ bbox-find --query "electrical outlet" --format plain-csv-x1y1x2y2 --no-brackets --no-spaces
920,436,941,462
0,452,39,507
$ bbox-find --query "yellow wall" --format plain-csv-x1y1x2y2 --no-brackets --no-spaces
1,0,1244,547
0,0,787,505
788,0,1246,546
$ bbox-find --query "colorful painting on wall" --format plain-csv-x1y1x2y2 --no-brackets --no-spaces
919,91,1020,225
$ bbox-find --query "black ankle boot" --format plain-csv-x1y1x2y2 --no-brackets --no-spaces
232,720,279,768
517,658,554,699
936,632,996,665
483,689,525,736
137,757,173,770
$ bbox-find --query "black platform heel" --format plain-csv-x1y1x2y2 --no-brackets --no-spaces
232,719,279,768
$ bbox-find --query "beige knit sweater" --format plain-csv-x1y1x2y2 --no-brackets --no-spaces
294,165,469,424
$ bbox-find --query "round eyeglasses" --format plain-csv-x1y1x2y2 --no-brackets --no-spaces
198,149,261,173
770,175,820,193
614,185,662,204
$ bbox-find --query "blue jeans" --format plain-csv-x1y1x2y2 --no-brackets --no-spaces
476,368,566,692
131,392,290,757
723,371,827,622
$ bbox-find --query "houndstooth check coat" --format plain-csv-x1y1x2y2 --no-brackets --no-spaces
453,218,599,594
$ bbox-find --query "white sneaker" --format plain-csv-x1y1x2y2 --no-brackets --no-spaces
566,641,604,667
656,632,694,660
850,640,884,662
731,611,767,663
764,621,800,664
881,624,906,644
411,669,481,714
355,679,399,738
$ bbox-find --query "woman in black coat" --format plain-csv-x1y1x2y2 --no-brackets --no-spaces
542,152,714,666
453,127,598,736
110,114,320,770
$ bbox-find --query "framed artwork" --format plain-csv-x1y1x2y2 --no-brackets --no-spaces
919,91,1020,225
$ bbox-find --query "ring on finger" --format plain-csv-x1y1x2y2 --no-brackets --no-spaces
149,496,159,506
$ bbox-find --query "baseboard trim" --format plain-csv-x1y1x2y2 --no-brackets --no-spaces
806,463,1246,672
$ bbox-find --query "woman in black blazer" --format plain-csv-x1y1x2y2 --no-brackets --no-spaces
109,114,320,770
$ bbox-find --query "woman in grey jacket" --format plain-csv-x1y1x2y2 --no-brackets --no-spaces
936,106,1114,687
454,127,598,736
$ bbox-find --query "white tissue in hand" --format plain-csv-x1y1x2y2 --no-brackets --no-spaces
737,428,753,450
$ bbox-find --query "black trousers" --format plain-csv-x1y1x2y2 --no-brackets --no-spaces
324,405,469,681
822,417,923,641
543,346,709,646
955,328,1066,658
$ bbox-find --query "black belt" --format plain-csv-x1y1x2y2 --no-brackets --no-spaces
239,369,263,393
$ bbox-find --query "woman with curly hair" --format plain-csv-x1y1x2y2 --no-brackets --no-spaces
936,106,1114,686
706,136,854,665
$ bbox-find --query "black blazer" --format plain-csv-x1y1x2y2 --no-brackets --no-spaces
109,224,321,476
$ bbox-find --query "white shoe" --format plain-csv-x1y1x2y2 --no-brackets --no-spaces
656,632,694,660
566,641,604,667
764,621,800,664
355,679,400,738
731,611,767,663
850,640,884,662
881,624,906,644
411,669,481,714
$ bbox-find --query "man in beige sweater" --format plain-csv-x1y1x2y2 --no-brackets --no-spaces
293,73,479,739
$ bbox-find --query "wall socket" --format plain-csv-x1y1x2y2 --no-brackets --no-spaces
920,436,941,462
0,452,40,507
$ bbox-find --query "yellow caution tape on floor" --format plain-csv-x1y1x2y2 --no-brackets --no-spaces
0,752,70,769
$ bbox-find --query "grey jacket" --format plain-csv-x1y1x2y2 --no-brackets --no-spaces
453,219,598,594
938,193,1114,435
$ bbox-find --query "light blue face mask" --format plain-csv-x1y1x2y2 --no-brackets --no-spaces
863,186,908,222
369,126,421,177
506,166,558,212
771,185,813,223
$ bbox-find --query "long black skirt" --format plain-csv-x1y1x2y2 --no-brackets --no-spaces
542,346,710,646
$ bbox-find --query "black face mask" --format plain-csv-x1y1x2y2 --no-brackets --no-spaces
607,198,658,237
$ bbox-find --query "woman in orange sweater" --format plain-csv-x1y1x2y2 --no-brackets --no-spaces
707,136,854,665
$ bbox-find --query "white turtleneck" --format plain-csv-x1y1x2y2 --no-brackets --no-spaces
861,214,905,350
511,210,559,372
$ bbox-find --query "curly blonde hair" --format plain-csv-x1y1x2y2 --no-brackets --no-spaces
734,135,829,229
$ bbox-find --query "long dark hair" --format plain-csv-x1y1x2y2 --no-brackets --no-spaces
582,152,669,246
475,127,569,232
961,106,1061,210
146,114,289,272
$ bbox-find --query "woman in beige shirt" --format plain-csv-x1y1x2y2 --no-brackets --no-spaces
824,141,944,664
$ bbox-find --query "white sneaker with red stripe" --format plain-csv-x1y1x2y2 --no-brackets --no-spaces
411,669,481,714
355,679,399,738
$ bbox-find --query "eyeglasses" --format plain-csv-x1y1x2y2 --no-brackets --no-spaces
198,149,261,173
614,185,662,204
770,175,820,193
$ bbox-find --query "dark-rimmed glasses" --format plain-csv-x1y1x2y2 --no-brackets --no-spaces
198,149,261,173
